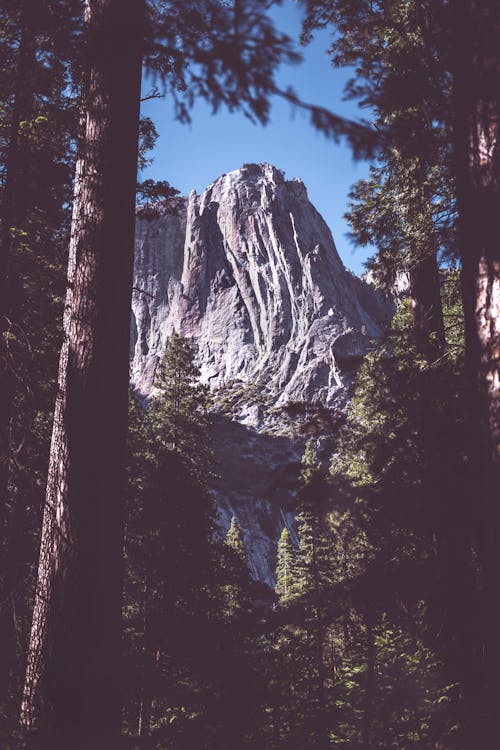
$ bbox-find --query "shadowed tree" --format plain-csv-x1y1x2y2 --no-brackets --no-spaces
300,1,500,743
0,0,78,716
452,3,500,745
20,2,145,748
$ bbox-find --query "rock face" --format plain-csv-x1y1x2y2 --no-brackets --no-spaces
131,163,390,585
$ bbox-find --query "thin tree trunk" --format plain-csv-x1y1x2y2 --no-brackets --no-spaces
137,573,157,750
20,2,145,748
452,2,500,747
361,614,375,750
409,250,445,361
407,168,446,362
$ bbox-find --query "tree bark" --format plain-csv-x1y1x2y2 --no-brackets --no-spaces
20,2,145,748
407,165,446,362
409,250,445,361
452,1,500,746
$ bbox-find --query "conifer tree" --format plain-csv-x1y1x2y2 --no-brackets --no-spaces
125,336,216,746
148,332,212,485
221,516,252,619
273,441,335,750
21,3,145,747
295,441,332,599
226,516,248,565
275,528,297,604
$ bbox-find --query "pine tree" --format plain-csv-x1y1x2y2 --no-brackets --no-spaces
299,1,495,739
125,337,216,744
226,516,248,566
220,516,252,620
148,332,212,486
273,441,335,750
275,528,297,604
21,3,146,747
295,441,332,600
452,6,500,739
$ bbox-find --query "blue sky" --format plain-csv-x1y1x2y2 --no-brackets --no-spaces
140,1,374,275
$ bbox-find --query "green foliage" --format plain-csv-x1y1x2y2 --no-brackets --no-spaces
125,338,270,749
325,295,471,747
136,177,180,204
124,335,218,747
219,516,254,620
295,441,333,598
265,289,469,748
147,332,213,486
275,528,297,604
226,516,247,565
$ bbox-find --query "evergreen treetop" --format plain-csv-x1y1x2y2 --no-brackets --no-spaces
147,331,213,485
226,516,248,566
275,527,297,605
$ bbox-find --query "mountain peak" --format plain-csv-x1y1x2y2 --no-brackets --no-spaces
131,165,389,405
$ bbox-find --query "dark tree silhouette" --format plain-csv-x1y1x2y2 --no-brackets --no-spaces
20,2,145,748
452,3,500,746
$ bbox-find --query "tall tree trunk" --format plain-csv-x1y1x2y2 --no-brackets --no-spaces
361,613,375,750
137,572,158,749
405,162,484,748
20,2,145,748
409,250,445,361
452,2,500,747
407,167,446,362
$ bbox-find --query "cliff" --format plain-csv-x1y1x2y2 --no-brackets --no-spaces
130,163,391,584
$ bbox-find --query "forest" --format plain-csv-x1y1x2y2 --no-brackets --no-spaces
0,0,499,749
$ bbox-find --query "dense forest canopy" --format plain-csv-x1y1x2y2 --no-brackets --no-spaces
0,0,499,749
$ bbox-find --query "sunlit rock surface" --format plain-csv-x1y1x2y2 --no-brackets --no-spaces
131,163,391,585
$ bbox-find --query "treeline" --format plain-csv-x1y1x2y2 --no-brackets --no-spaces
1,0,499,749
127,295,473,749
119,323,467,750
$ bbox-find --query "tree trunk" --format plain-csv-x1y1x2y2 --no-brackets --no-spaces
361,614,375,750
407,167,446,362
20,2,145,748
409,250,445,361
452,2,500,746
137,573,157,750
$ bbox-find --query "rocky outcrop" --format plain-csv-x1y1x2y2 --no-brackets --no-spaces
130,163,391,585
131,163,389,405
